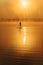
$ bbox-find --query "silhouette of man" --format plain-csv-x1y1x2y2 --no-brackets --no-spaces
19,22,21,27
19,21,22,29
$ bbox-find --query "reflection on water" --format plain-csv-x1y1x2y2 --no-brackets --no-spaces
12,26,37,54
0,22,43,65
23,27,26,44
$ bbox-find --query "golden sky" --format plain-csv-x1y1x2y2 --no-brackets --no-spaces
0,0,43,19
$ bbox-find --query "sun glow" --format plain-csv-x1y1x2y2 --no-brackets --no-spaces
20,0,29,8
21,0,28,7
12,0,33,17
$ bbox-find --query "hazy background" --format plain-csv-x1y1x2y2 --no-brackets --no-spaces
0,0,43,19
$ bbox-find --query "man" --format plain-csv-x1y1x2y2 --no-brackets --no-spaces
19,22,22,29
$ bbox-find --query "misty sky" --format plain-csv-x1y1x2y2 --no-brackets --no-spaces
0,0,43,19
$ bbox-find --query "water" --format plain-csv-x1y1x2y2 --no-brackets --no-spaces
0,21,43,65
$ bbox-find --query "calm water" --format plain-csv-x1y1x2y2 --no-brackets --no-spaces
0,21,43,65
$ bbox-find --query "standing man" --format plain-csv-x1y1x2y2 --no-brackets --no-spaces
19,22,21,27
19,21,22,29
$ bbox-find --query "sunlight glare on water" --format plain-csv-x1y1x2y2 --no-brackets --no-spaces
12,26,37,54
23,27,26,45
